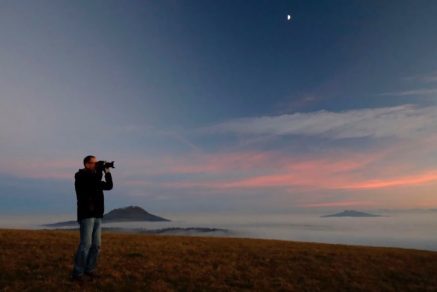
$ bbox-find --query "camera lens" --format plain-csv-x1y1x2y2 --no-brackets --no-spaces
105,161,115,168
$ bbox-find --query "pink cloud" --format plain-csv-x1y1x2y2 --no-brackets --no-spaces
336,169,437,189
3,134,437,199
135,148,388,190
163,167,437,191
163,150,280,174
139,146,389,177
143,146,437,193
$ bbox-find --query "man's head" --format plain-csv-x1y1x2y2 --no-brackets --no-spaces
83,155,97,171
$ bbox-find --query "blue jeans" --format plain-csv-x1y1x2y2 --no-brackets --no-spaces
71,217,102,276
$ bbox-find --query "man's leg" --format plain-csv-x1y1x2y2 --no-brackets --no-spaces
71,218,94,277
84,217,102,274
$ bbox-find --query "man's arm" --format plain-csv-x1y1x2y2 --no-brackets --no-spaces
75,172,97,211
75,173,96,204
97,172,113,191
75,173,88,201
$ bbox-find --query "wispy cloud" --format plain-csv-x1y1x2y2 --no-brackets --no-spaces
271,94,322,114
381,71,437,96
378,88,437,96
402,71,437,83
5,104,436,196
195,104,437,139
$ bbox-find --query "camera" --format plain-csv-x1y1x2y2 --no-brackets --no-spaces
95,160,115,172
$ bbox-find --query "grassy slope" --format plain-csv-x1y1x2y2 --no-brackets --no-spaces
0,228,436,291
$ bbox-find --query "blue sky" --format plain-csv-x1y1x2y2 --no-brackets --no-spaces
1,0,437,215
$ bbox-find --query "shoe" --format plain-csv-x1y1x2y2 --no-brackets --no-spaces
84,270,102,279
70,273,85,282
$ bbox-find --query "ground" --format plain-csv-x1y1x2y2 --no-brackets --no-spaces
1,228,436,291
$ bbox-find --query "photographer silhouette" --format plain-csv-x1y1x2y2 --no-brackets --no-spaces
71,155,113,281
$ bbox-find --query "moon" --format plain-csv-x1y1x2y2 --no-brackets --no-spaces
287,14,292,21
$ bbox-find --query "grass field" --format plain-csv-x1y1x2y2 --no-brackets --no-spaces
1,228,436,291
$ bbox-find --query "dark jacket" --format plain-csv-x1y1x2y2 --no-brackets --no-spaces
74,168,113,222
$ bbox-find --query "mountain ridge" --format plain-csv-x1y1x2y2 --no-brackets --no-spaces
41,205,170,227
321,209,382,217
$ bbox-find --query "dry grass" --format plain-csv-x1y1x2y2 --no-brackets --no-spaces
0,228,436,291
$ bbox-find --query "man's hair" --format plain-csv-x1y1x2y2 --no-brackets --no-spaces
83,155,96,167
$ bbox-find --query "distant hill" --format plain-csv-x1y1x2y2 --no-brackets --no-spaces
321,210,382,217
41,205,170,227
103,205,170,222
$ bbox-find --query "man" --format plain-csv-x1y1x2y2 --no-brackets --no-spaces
71,155,113,282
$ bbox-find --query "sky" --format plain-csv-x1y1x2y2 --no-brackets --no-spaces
1,0,437,216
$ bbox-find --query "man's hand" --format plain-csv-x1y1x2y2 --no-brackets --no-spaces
104,167,110,174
